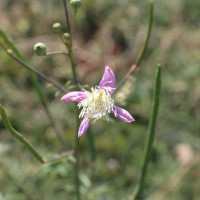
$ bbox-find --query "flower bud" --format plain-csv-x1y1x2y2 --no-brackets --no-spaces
70,0,81,11
63,33,71,47
34,42,46,56
52,22,62,33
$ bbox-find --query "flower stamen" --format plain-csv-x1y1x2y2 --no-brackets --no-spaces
78,87,114,122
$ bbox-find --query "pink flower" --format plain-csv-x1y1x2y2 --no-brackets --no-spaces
61,66,135,138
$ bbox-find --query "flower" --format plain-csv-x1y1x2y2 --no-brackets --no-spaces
61,66,135,138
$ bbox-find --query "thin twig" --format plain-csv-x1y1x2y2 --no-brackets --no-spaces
44,150,75,163
46,51,68,56
0,44,68,94
114,64,137,94
0,104,76,164
63,0,71,34
134,65,161,200
0,104,45,164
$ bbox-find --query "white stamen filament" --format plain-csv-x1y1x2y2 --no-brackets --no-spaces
78,87,114,121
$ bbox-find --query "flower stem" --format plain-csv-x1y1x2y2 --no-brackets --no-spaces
134,65,161,200
68,50,79,86
135,0,154,66
0,104,45,164
63,0,71,34
74,109,81,200
46,51,68,56
44,150,75,163
62,1,81,198
67,45,81,200
87,129,96,161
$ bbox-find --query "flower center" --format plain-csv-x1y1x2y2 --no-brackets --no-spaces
78,87,114,121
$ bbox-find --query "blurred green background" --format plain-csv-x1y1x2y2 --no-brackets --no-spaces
0,0,200,199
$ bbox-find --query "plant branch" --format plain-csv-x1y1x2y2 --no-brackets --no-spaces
63,0,71,34
0,104,45,164
44,150,75,163
135,0,154,66
134,65,161,200
0,104,76,164
46,51,68,56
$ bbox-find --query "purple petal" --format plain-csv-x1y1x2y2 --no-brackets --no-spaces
99,66,116,90
78,118,90,138
112,106,135,123
61,91,85,103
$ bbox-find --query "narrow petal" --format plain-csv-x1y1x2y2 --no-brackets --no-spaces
99,66,116,90
61,91,85,103
78,118,90,138
112,106,135,123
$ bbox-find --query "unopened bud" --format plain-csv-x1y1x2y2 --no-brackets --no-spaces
70,0,81,11
53,22,62,33
34,42,46,56
63,33,71,47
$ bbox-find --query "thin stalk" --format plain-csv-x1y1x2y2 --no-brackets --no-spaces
0,104,45,164
62,1,96,197
68,50,79,86
135,0,154,66
114,64,137,94
87,129,96,161
67,47,81,200
0,104,74,164
134,65,161,200
62,0,80,197
46,51,68,56
64,25,81,200
44,150,75,163
63,0,71,34
74,108,81,200
115,0,154,93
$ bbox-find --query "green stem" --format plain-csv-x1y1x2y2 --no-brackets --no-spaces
44,150,75,163
68,50,78,86
0,104,45,163
63,0,71,34
46,51,68,56
134,65,161,200
74,109,81,200
135,0,154,66
65,33,82,200
63,19,81,200
87,129,96,161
